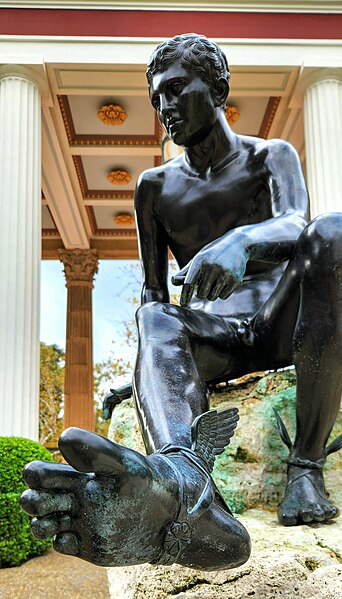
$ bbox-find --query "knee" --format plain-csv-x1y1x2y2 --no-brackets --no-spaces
136,301,172,325
297,212,342,269
136,301,184,339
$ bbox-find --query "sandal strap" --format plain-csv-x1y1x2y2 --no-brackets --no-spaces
273,409,342,465
151,445,217,566
287,456,325,470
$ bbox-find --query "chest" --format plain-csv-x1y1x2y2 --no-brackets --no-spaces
155,162,272,252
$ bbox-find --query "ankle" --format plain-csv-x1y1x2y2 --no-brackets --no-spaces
287,454,325,471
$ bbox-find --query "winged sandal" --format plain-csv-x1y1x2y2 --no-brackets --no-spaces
152,407,240,566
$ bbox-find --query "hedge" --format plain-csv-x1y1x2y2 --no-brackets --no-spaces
0,436,53,568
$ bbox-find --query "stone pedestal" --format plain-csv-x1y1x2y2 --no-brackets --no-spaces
108,370,342,513
107,510,342,599
108,371,342,598
303,71,342,217
59,249,98,431
0,68,41,440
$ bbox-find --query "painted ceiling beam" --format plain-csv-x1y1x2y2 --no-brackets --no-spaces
1,1,341,14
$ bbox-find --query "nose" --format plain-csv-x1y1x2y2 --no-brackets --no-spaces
159,94,173,117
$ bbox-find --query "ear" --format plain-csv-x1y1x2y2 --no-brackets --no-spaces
213,77,229,108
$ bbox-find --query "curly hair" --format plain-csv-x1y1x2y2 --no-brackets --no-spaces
146,33,230,107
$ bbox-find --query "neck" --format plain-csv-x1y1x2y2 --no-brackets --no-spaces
184,110,238,174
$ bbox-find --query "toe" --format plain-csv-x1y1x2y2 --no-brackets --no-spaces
326,504,340,520
20,489,73,517
54,532,80,556
278,507,298,526
299,506,315,523
31,514,72,540
312,505,326,522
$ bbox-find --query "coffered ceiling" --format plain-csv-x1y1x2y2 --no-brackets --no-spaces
41,62,302,259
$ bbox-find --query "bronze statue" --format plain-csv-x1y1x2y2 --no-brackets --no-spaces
21,34,342,570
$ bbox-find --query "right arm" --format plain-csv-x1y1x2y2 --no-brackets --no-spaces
135,172,170,305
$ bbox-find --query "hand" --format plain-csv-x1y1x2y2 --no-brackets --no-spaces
20,428,176,566
172,235,249,306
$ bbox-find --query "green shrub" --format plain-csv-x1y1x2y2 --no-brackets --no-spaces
0,436,53,568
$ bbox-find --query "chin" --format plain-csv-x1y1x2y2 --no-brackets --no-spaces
170,132,187,147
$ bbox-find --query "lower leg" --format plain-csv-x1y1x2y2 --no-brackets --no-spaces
279,214,342,524
134,302,238,453
293,215,342,460
132,301,251,563
134,303,208,453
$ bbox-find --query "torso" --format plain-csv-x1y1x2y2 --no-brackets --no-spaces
154,137,274,273
141,136,288,318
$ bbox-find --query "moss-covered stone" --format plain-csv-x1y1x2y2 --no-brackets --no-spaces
210,370,342,512
108,370,342,513
108,398,145,454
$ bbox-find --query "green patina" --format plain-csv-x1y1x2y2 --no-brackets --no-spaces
108,370,342,514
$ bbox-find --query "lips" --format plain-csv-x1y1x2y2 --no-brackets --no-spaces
167,119,182,134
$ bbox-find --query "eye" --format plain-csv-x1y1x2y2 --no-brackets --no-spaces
151,96,160,111
169,81,184,95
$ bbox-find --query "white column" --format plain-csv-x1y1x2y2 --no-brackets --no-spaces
303,70,342,217
0,68,41,440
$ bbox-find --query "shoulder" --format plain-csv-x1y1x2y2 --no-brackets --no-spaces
137,155,183,186
134,166,163,213
135,157,183,207
258,138,300,165
239,135,298,159
240,135,301,174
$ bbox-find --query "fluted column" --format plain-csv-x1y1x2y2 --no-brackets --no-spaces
59,249,98,431
0,69,41,440
303,70,342,217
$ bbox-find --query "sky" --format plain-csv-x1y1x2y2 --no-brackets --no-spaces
41,259,141,365
40,258,180,370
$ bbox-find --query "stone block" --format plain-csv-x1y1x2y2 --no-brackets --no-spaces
108,370,342,513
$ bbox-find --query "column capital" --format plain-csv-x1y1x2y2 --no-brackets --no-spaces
0,64,41,88
0,64,53,107
290,67,342,109
303,67,342,92
59,248,99,289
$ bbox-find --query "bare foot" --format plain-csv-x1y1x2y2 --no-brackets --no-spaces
278,465,340,526
20,427,250,570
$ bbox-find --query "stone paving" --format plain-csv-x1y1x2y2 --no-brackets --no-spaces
0,549,110,599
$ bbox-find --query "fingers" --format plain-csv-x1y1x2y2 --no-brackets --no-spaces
180,265,203,306
20,489,74,517
23,460,83,491
173,260,204,306
31,513,72,540
59,427,150,477
171,264,189,287
178,261,237,306
54,532,80,557
219,283,235,300
197,265,230,301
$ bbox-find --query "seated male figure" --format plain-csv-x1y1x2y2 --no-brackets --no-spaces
20,34,342,570
134,34,342,528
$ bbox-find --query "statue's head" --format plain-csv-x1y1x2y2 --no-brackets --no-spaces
146,33,230,109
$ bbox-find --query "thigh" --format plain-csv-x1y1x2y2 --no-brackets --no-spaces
251,261,300,367
138,302,260,383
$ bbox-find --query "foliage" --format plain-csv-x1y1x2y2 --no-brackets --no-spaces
93,259,180,434
38,261,180,440
39,342,65,446
94,355,132,436
0,437,53,567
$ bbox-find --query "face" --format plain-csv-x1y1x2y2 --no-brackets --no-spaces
150,60,218,147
